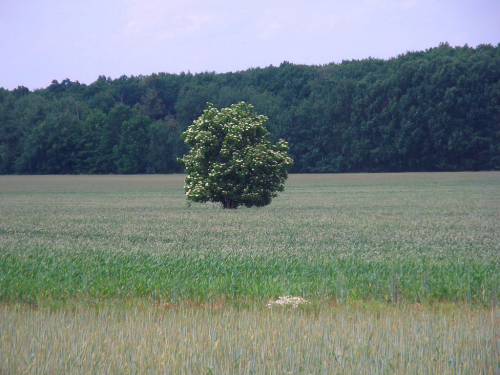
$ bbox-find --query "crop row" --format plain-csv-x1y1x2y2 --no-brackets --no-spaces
2,250,498,305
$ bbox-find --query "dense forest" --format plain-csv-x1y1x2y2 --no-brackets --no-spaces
1,42,499,174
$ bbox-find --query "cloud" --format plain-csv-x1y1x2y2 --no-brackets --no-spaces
121,0,218,42
1,0,498,89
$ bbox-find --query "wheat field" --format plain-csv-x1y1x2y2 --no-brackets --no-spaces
2,302,499,374
1,173,499,373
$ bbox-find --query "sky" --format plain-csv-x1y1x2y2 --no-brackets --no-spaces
1,0,499,91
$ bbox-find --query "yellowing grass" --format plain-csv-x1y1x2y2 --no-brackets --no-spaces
1,302,498,374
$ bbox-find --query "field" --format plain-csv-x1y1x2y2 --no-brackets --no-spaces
1,173,499,373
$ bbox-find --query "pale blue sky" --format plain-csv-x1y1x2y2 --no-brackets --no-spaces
1,0,499,90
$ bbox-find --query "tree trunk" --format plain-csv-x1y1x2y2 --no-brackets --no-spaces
222,197,237,209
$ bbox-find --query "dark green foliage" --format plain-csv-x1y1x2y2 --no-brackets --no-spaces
14,113,80,173
75,109,106,173
147,116,185,173
114,113,150,174
1,43,499,174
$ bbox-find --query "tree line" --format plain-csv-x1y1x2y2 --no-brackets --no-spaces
1,42,499,174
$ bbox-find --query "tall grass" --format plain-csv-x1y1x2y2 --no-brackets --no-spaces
1,302,498,374
1,173,499,374
1,173,499,305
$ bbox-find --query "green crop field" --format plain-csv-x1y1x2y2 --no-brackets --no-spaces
1,173,499,373
1,173,499,305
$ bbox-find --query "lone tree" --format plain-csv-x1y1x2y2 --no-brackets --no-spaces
180,102,293,209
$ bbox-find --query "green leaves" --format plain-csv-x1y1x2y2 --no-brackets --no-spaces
181,102,293,208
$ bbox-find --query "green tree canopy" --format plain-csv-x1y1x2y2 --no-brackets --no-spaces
1,43,499,175
180,102,293,209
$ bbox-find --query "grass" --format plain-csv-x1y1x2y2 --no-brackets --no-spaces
0,173,499,373
1,173,499,306
1,302,499,374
